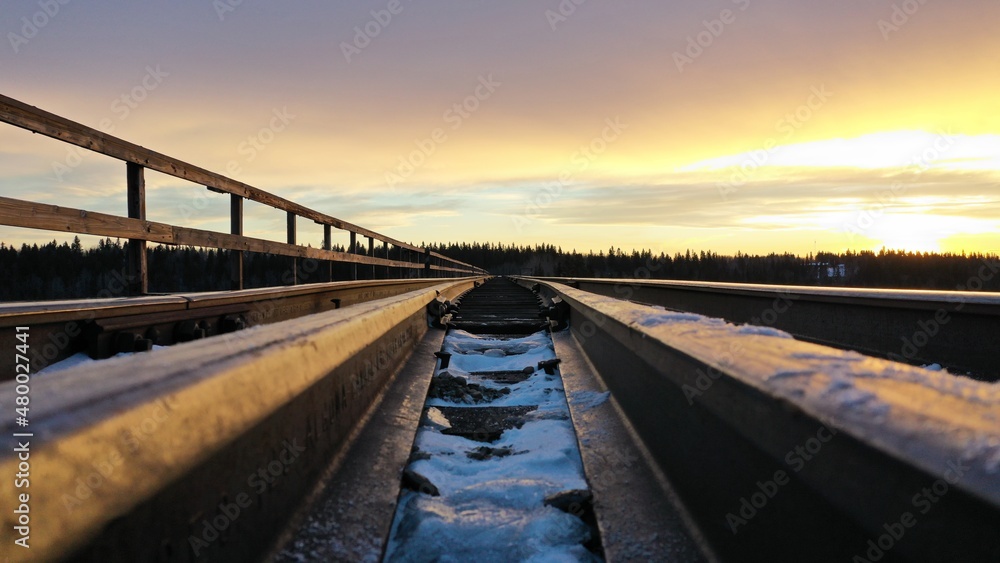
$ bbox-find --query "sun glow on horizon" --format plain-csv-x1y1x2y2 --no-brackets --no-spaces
679,131,1000,174
869,214,944,254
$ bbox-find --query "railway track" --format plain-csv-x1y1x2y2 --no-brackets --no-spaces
274,278,703,561
1,277,998,561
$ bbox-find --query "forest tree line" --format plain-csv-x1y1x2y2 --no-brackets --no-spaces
1,237,998,301
423,242,1000,291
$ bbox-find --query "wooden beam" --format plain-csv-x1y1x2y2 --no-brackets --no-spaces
0,197,418,269
126,163,147,295
428,250,478,272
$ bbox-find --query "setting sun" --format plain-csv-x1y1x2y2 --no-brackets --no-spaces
868,214,943,253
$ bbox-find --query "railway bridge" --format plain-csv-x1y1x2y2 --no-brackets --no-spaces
1,95,999,562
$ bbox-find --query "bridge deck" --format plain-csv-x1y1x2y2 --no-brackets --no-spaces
1,277,998,561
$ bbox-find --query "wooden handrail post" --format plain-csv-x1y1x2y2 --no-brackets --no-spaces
383,241,389,279
323,224,333,282
368,237,375,279
126,162,148,296
350,232,358,281
287,212,297,285
230,195,243,290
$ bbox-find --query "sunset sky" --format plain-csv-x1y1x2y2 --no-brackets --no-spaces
1,0,998,256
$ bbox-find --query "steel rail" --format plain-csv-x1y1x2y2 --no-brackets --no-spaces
0,278,482,381
536,277,1000,381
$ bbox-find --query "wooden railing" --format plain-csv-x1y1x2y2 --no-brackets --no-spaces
0,94,486,294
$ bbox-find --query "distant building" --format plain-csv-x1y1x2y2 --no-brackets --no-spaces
809,262,847,279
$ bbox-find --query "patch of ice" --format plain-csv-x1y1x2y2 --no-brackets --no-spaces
442,332,554,373
424,407,452,431
618,304,796,341
766,370,816,382
735,325,793,339
36,352,96,375
36,346,168,376
832,388,877,407
825,379,853,393
626,310,722,328
790,351,865,362
386,492,597,562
